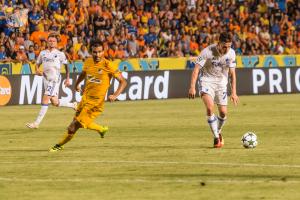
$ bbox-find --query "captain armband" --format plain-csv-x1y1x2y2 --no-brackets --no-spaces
194,56,206,68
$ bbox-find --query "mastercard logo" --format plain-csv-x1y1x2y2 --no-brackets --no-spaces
0,75,12,106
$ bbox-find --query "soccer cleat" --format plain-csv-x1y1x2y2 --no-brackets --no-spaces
72,102,78,110
213,137,222,148
219,133,224,146
49,144,64,152
26,122,39,129
98,126,109,138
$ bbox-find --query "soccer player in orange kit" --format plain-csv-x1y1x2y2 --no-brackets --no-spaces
49,41,127,152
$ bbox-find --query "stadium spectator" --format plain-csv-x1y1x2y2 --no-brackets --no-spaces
11,45,28,63
33,42,40,57
127,34,138,57
28,6,42,33
66,46,79,61
78,44,91,60
0,45,10,62
27,45,36,62
24,32,34,50
0,0,298,62
145,44,157,58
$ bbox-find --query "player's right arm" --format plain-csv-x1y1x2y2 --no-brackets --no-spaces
188,64,200,99
105,60,127,102
108,74,127,102
188,50,208,99
75,59,90,92
35,52,43,76
75,71,86,92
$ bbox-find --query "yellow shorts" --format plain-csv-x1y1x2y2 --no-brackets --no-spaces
75,95,104,128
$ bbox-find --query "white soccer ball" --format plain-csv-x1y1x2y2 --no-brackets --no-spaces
241,132,258,148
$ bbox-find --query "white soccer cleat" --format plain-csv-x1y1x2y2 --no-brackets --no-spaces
72,102,78,110
26,122,39,129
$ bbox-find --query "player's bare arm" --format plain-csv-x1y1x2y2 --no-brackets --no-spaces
229,67,239,106
75,71,86,92
64,64,71,87
108,74,127,102
188,64,200,99
35,63,43,76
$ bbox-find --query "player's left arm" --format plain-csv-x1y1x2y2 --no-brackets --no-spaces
63,63,71,86
108,73,127,102
229,67,239,106
35,52,43,76
228,50,239,106
75,71,86,92
62,52,71,86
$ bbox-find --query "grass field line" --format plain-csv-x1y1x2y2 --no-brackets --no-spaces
0,177,299,184
1,160,300,168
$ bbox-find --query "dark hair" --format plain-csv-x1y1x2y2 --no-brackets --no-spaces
48,33,59,41
219,32,232,43
90,40,103,50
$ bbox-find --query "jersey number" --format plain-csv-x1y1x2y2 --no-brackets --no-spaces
87,75,101,84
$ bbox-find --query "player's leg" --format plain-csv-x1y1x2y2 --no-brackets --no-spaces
49,100,86,151
217,105,227,133
87,123,109,138
59,120,82,146
26,79,55,128
26,94,51,129
217,105,227,146
215,90,228,147
201,93,219,141
49,119,82,152
78,101,108,137
200,81,221,147
49,79,77,110
50,96,77,110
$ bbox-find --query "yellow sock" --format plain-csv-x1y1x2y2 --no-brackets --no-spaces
58,132,75,146
87,122,106,133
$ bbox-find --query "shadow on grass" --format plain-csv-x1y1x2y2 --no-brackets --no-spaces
0,149,46,152
143,173,300,180
69,144,223,150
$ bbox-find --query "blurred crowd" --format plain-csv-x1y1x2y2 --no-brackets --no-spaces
0,0,299,63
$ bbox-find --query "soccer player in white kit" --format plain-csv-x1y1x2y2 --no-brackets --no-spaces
26,34,77,129
188,32,239,148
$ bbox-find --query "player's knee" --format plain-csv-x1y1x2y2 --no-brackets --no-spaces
67,125,76,134
67,120,81,133
206,107,214,116
219,113,227,118
219,111,227,118
52,102,59,107
50,99,59,106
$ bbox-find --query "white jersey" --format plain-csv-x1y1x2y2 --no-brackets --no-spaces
37,49,68,82
195,44,236,85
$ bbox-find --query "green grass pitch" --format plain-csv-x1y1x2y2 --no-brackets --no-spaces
0,95,300,200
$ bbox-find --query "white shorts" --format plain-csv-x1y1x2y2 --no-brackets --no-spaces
43,75,61,97
199,81,228,105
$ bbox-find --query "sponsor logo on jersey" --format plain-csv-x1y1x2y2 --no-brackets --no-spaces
42,57,55,62
0,75,12,105
225,58,230,65
196,56,203,63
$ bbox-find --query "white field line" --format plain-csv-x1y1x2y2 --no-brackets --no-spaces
0,177,299,184
0,160,300,168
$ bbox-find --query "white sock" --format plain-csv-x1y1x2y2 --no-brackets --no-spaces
59,99,74,108
35,104,49,125
207,114,219,138
217,116,227,134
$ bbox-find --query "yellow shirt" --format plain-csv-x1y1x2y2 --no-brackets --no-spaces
54,13,65,24
73,43,82,53
83,57,121,98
